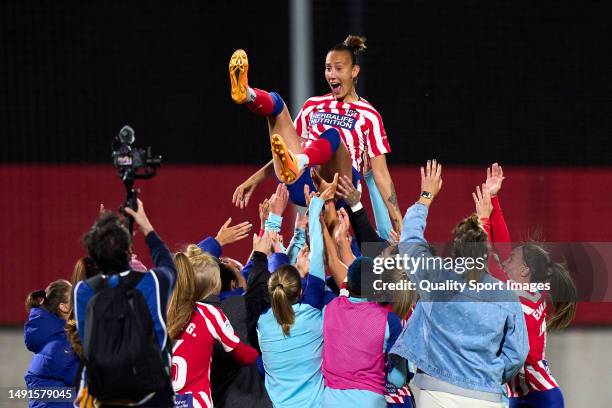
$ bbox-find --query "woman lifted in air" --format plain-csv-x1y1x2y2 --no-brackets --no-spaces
229,35,403,235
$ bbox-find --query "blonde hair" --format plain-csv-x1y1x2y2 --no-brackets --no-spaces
167,245,221,340
268,265,301,336
377,245,418,319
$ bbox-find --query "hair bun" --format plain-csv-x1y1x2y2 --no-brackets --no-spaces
343,35,367,54
186,244,204,258
453,214,488,245
466,214,481,229
32,290,47,299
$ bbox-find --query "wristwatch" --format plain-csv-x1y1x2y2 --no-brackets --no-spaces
420,191,433,200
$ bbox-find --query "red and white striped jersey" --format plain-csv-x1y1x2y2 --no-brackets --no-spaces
385,385,413,405
171,302,241,408
294,94,391,171
507,291,559,397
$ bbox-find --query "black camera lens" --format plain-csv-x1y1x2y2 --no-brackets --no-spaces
118,125,135,145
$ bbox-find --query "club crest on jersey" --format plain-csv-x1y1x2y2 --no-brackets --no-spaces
310,111,357,130
345,108,358,118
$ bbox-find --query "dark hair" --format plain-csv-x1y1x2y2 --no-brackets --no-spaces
347,256,376,297
83,212,131,274
522,243,577,330
219,261,237,292
25,290,46,313
25,280,71,317
452,214,489,283
329,35,367,66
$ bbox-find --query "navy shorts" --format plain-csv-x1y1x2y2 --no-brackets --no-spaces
281,167,361,207
509,388,564,408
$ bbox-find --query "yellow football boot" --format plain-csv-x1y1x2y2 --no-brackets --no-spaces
229,49,249,104
271,134,300,184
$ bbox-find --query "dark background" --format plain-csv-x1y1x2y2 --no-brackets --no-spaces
2,2,612,325
2,1,610,165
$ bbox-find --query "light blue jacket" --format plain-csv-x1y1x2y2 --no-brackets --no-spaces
257,197,326,408
390,203,528,396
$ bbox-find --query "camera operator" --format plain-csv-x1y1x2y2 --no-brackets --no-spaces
73,199,176,407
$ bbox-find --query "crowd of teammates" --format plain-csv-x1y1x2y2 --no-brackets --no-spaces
22,35,576,408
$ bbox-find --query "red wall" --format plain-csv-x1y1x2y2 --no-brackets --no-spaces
2,164,611,325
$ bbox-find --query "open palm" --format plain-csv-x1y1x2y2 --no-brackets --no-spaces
485,163,505,196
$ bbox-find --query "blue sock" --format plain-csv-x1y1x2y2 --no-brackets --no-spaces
320,128,341,152
269,92,285,116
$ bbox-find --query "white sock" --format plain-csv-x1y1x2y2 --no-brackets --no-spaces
296,154,309,170
246,87,256,103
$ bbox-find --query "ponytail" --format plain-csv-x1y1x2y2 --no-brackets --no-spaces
25,290,46,314
382,266,417,319
546,262,577,330
272,285,295,336
65,257,100,358
66,319,83,359
68,256,100,317
167,252,196,340
268,265,301,336
25,280,71,317
330,34,367,66
167,245,222,341
522,243,577,330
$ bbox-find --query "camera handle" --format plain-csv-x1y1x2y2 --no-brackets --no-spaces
125,185,138,235
120,169,138,235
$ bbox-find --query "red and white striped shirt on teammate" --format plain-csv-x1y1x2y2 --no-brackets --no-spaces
171,302,258,408
481,198,561,399
294,94,391,171
507,291,559,397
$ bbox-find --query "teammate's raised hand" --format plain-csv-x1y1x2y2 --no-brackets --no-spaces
253,230,273,256
269,183,289,216
473,184,493,219
215,218,252,246
336,175,361,207
319,173,339,202
418,159,443,206
233,178,258,209
485,163,505,197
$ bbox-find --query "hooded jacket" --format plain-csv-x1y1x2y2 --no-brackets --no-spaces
24,307,79,407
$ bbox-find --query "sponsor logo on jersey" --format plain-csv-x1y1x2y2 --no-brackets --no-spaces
310,111,357,130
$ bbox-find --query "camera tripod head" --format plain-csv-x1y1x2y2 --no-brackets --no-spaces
112,125,162,234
